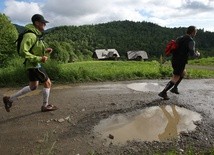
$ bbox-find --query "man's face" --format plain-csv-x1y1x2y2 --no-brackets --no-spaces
192,30,197,37
193,30,197,36
35,21,46,32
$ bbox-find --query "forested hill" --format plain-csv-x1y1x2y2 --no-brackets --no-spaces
17,20,214,62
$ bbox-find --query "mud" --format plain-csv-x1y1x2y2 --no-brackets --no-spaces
0,79,214,155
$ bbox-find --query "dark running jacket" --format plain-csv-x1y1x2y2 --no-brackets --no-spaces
172,34,197,64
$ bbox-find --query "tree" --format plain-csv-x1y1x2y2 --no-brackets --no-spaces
42,20,214,63
0,13,18,66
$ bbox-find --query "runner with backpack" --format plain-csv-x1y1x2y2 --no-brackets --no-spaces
3,14,57,112
158,26,200,100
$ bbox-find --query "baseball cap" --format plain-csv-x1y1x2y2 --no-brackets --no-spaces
31,14,49,23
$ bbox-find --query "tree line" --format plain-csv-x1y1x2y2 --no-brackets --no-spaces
1,13,214,65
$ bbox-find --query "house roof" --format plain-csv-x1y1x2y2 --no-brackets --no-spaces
127,51,148,60
93,49,120,59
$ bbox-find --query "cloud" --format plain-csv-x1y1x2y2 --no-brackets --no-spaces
2,0,214,31
182,0,213,12
44,0,103,17
3,0,43,24
42,0,148,26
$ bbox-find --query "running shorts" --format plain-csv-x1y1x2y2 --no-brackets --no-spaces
171,61,186,76
28,67,49,83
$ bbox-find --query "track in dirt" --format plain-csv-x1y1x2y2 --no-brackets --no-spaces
0,79,214,154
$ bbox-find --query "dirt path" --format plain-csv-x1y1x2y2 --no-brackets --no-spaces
0,79,214,155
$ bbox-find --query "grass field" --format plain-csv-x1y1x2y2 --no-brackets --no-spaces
0,57,214,87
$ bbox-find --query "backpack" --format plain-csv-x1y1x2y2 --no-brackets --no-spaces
165,39,178,57
15,30,40,56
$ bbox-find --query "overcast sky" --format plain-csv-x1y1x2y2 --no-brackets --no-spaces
1,0,214,32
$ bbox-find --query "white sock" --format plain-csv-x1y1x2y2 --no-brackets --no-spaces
43,88,50,107
10,86,32,102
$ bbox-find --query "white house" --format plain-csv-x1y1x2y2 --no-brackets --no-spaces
92,49,120,60
127,51,148,61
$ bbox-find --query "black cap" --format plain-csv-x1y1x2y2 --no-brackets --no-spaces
31,14,49,23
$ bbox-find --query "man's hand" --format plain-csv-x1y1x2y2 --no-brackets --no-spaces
196,51,200,57
45,48,53,54
41,56,48,63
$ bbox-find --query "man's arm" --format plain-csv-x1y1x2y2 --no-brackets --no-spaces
189,40,200,58
20,33,42,63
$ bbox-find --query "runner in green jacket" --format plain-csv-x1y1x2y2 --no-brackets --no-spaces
3,14,57,112
20,23,47,68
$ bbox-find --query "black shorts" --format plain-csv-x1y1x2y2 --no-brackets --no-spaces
28,67,49,83
171,61,186,76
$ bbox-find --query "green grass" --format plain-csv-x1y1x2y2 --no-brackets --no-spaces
57,60,163,83
189,57,214,66
0,57,214,87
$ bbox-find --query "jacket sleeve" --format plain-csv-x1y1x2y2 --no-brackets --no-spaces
20,33,42,63
188,40,199,57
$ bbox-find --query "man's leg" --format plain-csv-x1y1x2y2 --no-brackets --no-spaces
158,75,180,100
170,77,183,94
170,69,186,94
42,78,51,107
3,81,38,112
33,67,57,112
41,78,57,112
162,81,175,93
10,81,38,101
158,80,175,100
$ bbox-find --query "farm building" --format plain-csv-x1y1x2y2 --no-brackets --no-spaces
127,51,148,61
92,49,120,60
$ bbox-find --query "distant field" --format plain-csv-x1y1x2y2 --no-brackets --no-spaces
0,57,214,87
188,57,214,66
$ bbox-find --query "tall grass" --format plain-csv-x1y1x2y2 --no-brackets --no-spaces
57,60,163,83
0,57,214,87
187,69,214,78
189,57,214,66
0,58,28,87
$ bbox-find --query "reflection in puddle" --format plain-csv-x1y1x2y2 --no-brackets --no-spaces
127,82,162,92
94,105,202,145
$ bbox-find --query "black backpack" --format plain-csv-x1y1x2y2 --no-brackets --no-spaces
15,30,42,56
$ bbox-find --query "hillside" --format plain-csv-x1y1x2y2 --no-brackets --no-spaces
15,20,214,62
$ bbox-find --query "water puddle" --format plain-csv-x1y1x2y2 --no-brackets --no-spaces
94,105,202,145
79,84,125,92
127,82,162,92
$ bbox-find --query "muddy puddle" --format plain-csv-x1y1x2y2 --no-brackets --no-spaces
127,82,162,92
94,105,202,145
